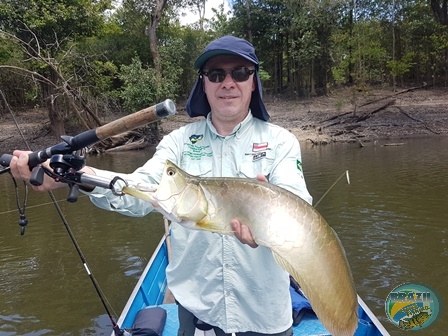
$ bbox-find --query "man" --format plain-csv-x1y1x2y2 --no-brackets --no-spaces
10,35,312,335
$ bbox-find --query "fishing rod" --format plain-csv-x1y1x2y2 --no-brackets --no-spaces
1,99,175,176
1,99,175,197
0,99,176,336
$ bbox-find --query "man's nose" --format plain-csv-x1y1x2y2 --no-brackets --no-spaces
221,72,235,86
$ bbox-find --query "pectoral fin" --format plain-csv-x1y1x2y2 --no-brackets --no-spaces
196,219,233,233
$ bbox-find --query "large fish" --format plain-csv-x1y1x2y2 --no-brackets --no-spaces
122,160,358,336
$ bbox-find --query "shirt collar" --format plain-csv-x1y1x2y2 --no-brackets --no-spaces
206,111,254,139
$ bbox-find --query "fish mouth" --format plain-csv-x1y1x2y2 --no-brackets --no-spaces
133,183,158,192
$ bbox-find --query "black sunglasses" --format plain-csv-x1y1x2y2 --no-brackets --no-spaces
201,66,255,83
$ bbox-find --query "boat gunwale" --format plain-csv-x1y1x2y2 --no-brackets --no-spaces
114,236,167,332
113,235,391,336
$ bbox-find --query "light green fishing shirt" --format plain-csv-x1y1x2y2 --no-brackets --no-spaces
86,111,312,333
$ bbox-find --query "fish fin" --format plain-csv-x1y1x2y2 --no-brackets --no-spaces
196,219,233,234
271,250,302,285
271,249,358,336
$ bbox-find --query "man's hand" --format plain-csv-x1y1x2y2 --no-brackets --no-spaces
231,219,258,248
9,150,89,192
231,174,268,248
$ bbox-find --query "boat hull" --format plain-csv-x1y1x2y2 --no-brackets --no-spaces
114,236,390,336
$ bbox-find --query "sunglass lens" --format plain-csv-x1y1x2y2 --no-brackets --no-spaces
203,67,254,83
208,69,226,83
232,67,250,82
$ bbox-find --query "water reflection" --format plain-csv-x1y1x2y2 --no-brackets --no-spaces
1,138,447,335
302,137,448,334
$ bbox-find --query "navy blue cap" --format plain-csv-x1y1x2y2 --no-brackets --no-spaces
186,36,270,121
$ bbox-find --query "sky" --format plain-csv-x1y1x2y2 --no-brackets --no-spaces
178,0,232,25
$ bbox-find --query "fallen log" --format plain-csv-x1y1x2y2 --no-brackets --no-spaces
321,99,395,125
358,83,430,108
355,99,395,122
105,138,148,152
86,130,148,154
382,143,405,147
394,106,440,134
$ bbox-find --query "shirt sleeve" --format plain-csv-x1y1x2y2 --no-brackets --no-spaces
268,130,313,205
82,129,183,217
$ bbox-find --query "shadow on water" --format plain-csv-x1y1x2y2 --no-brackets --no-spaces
1,138,447,335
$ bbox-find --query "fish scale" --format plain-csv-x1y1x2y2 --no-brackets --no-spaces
122,160,359,336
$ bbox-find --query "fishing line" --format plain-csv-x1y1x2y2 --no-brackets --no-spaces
314,170,350,208
1,90,124,335
0,195,87,215
8,171,29,235
1,89,30,235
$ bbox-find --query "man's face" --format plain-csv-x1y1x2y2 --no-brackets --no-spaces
202,55,256,123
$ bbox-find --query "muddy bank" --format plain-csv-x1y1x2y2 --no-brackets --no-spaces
160,87,448,145
1,87,447,154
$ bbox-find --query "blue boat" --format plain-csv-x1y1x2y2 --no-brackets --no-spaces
114,234,391,336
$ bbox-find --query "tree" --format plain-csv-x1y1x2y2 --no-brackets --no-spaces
0,0,111,138
185,0,207,30
430,0,448,25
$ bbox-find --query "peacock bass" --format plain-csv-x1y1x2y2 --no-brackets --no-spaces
122,160,358,336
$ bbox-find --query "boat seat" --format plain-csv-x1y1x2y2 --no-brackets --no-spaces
155,303,332,336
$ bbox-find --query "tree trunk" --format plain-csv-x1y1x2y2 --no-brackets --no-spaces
41,66,66,139
149,0,168,83
245,0,253,42
430,0,448,25
47,94,66,139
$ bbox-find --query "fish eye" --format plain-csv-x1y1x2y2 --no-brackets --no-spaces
167,168,176,176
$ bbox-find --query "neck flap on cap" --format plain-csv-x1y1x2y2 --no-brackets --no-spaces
186,36,270,121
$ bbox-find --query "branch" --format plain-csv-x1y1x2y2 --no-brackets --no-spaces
358,84,430,108
0,65,57,88
394,106,440,134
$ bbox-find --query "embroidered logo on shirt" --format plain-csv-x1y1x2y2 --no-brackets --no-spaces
252,152,266,161
296,159,302,171
189,134,204,144
252,142,268,152
245,142,270,162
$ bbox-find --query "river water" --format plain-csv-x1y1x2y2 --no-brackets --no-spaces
0,137,446,335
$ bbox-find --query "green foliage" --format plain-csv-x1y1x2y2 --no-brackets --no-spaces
0,34,21,64
258,66,271,82
119,37,185,112
2,0,448,114
387,52,415,77
1,0,111,43
206,3,232,37
0,34,40,107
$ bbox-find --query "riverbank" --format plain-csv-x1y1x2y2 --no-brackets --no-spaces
161,87,448,146
1,87,447,153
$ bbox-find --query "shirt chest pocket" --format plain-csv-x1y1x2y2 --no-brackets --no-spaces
180,158,213,177
238,153,275,179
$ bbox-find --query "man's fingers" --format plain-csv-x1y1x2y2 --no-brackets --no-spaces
231,219,258,248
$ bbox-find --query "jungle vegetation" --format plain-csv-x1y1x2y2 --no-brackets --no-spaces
1,0,447,138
